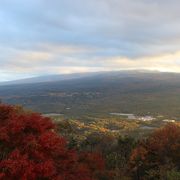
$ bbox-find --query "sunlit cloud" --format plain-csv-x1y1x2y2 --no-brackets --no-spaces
1,0,180,81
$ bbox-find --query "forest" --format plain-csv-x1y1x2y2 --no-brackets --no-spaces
2,71,180,119
0,104,179,180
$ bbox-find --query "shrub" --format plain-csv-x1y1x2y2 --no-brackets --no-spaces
129,123,180,179
0,104,104,180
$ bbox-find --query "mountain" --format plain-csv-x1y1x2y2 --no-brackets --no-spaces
0,72,102,86
1,70,180,118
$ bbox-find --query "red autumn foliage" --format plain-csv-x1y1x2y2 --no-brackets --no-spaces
129,123,180,178
0,104,105,180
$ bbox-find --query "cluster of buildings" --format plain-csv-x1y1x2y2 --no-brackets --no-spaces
136,115,155,121
110,113,155,121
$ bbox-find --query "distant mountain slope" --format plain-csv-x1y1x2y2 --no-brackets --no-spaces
1,70,180,118
0,72,102,86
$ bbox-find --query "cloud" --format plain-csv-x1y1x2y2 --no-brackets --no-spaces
1,0,180,80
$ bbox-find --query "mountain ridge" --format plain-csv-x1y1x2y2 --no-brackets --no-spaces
0,70,166,86
1,70,180,118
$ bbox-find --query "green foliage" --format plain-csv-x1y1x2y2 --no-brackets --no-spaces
166,169,180,180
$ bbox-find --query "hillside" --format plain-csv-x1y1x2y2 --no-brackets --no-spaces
0,72,101,86
1,71,180,119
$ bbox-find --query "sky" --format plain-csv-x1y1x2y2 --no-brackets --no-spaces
1,0,180,81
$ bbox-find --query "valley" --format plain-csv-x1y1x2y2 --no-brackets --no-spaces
1,71,180,119
0,71,180,179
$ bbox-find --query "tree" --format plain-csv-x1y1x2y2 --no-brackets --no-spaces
0,104,105,180
129,123,180,179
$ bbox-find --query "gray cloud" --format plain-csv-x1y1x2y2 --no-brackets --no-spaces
1,0,180,81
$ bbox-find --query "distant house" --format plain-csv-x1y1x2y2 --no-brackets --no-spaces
137,116,155,121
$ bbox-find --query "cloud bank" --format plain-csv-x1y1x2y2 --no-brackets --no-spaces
1,0,180,81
